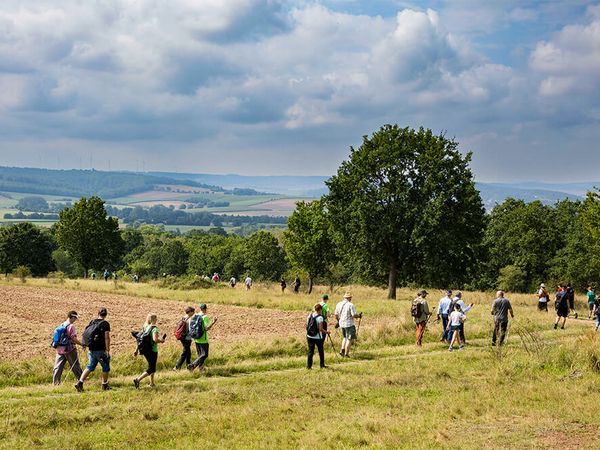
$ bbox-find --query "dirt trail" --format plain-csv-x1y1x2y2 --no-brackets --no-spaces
0,285,306,360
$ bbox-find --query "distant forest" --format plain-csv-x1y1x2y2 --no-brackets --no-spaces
0,166,221,198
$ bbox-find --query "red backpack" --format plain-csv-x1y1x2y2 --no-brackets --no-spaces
173,317,188,340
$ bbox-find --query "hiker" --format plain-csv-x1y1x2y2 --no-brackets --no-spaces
593,295,600,331
436,289,453,343
306,303,330,369
554,284,569,329
566,283,577,318
537,283,549,312
91,272,96,280
187,303,218,372
334,292,361,357
103,269,110,282
447,303,466,351
174,306,195,370
212,273,220,283
132,274,139,283
133,314,166,388
52,310,85,385
293,276,301,294
75,307,111,392
587,286,597,319
411,290,431,347
280,278,287,293
229,276,236,288
245,275,252,290
491,291,514,346
320,294,330,331
453,291,473,344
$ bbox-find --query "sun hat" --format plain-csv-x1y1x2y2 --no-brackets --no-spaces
418,289,429,296
343,292,352,299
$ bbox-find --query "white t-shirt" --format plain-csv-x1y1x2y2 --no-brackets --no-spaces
306,313,323,339
449,311,466,326
245,277,252,286
334,300,356,328
538,288,548,302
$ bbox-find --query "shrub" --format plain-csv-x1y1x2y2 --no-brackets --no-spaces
13,265,31,283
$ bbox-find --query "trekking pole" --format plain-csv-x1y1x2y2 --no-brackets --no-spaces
356,314,362,339
327,334,340,357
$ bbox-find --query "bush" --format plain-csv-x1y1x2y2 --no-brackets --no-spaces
156,275,213,290
47,271,66,284
13,265,31,283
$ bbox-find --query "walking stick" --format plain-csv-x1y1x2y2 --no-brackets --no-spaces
356,314,362,339
327,334,340,357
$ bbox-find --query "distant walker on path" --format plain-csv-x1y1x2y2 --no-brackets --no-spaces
491,291,513,346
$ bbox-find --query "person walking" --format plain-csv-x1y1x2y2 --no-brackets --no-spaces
174,306,195,370
293,276,301,294
52,311,85,385
593,295,600,331
133,314,166,388
320,294,330,331
566,283,577,318
411,290,431,347
453,291,473,344
537,283,549,312
554,284,569,329
447,303,466,351
187,304,218,372
306,303,330,369
334,292,361,357
229,276,236,288
75,307,111,392
103,269,110,282
587,286,597,319
491,291,514,346
244,275,252,290
436,290,453,343
280,278,287,293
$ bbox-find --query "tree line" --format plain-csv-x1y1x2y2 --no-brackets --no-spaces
2,125,600,296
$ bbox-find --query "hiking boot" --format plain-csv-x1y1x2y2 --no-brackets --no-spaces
101,383,112,391
459,344,465,350
448,346,453,352
575,312,578,319
187,364,195,372
74,381,84,392
561,325,565,330
133,378,140,389
339,351,345,357
554,323,558,329
320,365,329,369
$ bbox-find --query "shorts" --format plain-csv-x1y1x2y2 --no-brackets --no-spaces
341,325,357,340
556,307,569,318
144,351,158,374
449,325,461,332
589,303,596,311
568,298,575,309
86,350,110,373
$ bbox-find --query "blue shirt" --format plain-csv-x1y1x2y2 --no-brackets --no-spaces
437,296,452,315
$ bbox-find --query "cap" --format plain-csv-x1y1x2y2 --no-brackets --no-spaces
322,294,329,300
445,289,452,295
199,303,207,310
418,289,429,296
540,283,545,288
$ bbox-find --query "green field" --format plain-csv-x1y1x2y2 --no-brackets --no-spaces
1,280,599,448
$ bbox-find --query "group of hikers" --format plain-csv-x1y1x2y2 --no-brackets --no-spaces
52,303,218,391
410,289,514,351
51,282,600,390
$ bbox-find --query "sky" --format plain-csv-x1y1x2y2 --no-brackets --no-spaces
0,0,598,181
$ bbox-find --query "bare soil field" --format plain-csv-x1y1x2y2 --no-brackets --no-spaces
0,285,305,360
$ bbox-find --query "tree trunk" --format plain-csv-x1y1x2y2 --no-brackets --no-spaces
387,258,397,299
83,267,88,279
307,277,314,294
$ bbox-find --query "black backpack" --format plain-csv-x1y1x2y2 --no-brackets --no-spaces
82,320,105,347
306,314,321,336
188,314,205,339
555,291,566,309
135,327,155,355
411,300,423,318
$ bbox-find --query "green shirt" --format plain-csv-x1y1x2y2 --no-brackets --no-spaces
143,325,159,353
321,302,330,322
587,290,596,304
194,315,211,344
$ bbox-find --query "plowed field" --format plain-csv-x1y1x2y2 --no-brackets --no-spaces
0,285,306,360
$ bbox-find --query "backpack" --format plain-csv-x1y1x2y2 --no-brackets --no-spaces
555,291,566,309
174,317,188,341
51,323,71,348
135,326,155,355
82,320,105,347
411,300,423,318
306,314,321,336
188,314,205,339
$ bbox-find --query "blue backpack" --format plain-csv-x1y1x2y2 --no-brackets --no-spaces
51,323,70,348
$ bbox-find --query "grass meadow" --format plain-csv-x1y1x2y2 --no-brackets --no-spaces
1,279,600,448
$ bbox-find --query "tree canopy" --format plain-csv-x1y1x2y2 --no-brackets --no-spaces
326,125,485,298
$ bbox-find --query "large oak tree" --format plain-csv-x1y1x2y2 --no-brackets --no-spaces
325,125,485,299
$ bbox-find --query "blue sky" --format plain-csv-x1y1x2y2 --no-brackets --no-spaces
0,0,598,181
